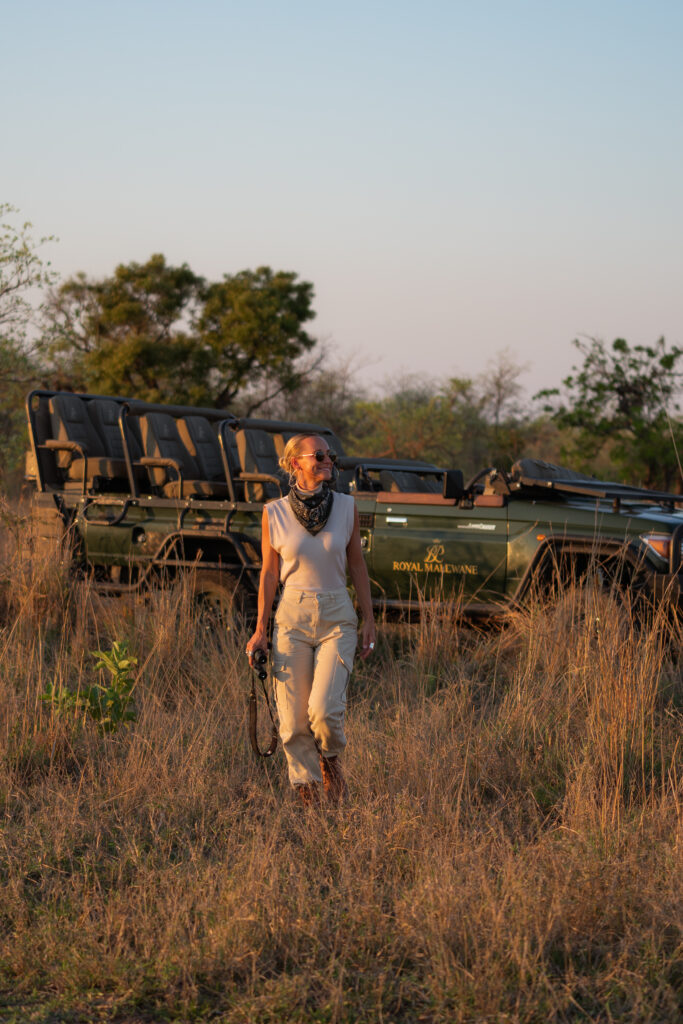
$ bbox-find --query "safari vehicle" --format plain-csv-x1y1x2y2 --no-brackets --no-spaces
356,458,683,615
23,389,442,618
24,390,683,620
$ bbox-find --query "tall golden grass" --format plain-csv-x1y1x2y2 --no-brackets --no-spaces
0,506,681,1023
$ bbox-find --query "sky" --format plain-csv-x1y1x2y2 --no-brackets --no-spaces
3,0,682,399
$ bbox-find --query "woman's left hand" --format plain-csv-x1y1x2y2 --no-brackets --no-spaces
359,619,377,660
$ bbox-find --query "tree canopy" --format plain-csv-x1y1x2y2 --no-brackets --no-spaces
537,336,683,490
42,256,317,409
0,203,56,345
0,205,55,485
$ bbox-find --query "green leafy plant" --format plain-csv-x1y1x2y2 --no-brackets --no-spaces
536,336,683,490
41,640,138,734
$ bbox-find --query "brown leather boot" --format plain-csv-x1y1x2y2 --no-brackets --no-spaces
320,755,349,805
295,782,321,808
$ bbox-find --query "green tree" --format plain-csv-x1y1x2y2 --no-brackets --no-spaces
0,205,55,489
537,337,683,491
42,257,317,410
43,254,205,399
0,339,38,487
198,267,317,410
0,204,56,344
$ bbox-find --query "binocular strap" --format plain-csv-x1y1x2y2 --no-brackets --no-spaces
249,665,279,758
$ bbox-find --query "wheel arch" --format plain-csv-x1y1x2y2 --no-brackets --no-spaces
145,529,261,598
512,534,653,605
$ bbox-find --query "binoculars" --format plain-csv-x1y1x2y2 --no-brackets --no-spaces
251,648,268,681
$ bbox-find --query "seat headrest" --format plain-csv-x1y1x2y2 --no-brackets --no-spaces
53,394,88,424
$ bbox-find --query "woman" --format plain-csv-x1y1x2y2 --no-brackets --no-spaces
246,434,376,805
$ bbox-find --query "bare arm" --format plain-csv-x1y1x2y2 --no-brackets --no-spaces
246,507,280,665
346,505,376,659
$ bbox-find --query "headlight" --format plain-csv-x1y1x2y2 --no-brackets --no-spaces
640,532,683,563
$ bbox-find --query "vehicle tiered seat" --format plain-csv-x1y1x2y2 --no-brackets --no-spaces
214,420,298,503
47,394,129,489
87,398,142,463
177,416,229,484
178,413,290,503
31,394,52,448
236,428,287,502
25,394,60,488
138,412,230,498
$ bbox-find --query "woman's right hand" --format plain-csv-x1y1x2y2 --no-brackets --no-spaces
246,627,268,667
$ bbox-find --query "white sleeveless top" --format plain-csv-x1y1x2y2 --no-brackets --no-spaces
266,492,356,592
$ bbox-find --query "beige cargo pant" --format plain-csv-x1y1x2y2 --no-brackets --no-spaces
272,588,357,788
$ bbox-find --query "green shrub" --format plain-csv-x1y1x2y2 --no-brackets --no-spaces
41,640,137,734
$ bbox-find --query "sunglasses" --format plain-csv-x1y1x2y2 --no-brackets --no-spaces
298,449,337,464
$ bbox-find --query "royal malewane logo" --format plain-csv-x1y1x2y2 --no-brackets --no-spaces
424,543,445,564
392,543,478,576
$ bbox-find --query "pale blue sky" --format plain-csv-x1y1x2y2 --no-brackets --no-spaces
3,0,682,396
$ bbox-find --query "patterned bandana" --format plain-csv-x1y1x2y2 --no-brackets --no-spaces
288,483,334,535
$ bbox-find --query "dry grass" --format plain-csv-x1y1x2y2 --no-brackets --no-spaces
0,510,681,1023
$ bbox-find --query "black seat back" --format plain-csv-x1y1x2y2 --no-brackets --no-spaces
49,394,104,468
27,395,61,488
442,469,464,499
177,416,225,482
139,412,200,486
236,428,285,501
32,395,53,446
88,399,142,461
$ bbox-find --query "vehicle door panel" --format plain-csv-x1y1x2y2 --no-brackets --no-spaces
369,499,508,606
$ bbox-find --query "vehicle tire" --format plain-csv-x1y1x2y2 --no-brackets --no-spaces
540,550,649,629
186,569,250,635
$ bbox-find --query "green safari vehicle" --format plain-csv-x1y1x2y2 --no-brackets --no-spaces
23,390,683,620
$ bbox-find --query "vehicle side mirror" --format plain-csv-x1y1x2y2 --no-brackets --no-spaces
443,469,464,499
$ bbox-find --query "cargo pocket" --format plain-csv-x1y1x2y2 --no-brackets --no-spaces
272,652,286,679
271,653,288,712
337,626,358,670
334,652,352,705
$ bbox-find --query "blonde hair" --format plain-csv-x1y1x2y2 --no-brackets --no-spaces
279,434,325,476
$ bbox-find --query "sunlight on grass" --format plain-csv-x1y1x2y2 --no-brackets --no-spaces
0,515,681,1022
